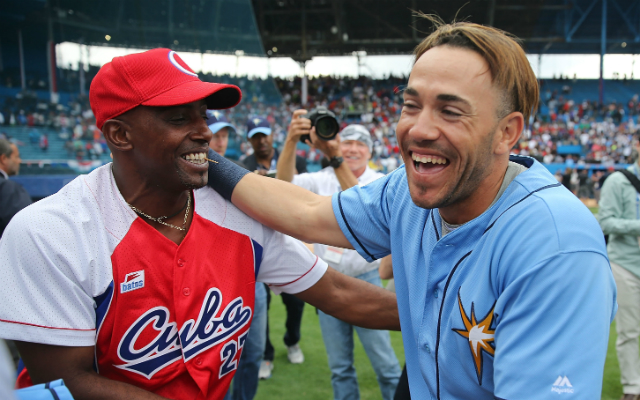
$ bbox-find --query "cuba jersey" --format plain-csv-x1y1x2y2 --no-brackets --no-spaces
0,164,327,399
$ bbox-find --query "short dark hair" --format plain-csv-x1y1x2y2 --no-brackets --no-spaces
0,139,13,158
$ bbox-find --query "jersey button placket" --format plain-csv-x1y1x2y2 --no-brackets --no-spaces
178,259,185,267
183,287,191,296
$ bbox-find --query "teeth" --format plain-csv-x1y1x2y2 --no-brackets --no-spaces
183,153,207,164
412,153,447,165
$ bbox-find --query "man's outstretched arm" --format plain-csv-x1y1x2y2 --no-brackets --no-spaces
207,148,352,248
15,342,167,400
294,266,400,330
234,172,351,248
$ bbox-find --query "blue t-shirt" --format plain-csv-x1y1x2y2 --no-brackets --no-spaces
332,155,617,400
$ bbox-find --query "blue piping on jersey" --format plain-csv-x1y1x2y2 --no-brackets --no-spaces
337,192,376,260
435,182,561,399
431,211,440,241
435,251,472,399
16,359,25,379
252,239,263,280
483,183,562,234
94,281,114,331
93,281,114,373
49,387,62,400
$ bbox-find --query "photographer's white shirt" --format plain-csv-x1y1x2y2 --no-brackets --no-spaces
292,166,384,277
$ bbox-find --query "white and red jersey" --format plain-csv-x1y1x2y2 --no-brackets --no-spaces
0,164,327,399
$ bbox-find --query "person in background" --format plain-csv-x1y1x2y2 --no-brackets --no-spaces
241,116,308,378
378,259,410,400
277,117,401,400
242,116,307,176
207,111,268,400
0,138,31,239
0,139,32,370
599,138,640,400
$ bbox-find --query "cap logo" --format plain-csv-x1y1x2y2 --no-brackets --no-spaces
168,51,198,77
253,118,261,125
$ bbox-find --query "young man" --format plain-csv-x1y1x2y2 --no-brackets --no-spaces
0,48,399,400
277,118,401,400
599,138,640,400
207,20,617,399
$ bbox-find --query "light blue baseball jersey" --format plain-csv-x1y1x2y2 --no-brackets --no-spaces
332,155,617,400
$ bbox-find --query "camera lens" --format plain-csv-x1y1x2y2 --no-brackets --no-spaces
315,116,339,140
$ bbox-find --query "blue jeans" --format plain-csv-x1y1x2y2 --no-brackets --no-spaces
224,282,267,400
318,269,401,400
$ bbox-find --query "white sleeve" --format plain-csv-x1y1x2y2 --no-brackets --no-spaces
0,207,99,347
194,187,327,295
291,173,319,194
255,226,328,295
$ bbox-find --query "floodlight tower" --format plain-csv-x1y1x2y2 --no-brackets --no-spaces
599,0,607,104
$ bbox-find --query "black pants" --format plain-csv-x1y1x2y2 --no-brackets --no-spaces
263,283,305,361
394,365,411,400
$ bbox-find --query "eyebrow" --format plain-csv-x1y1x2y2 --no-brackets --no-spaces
436,94,472,108
404,86,419,96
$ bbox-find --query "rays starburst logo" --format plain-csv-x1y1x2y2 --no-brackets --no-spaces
452,291,496,385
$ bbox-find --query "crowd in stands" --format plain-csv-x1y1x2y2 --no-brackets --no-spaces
1,70,640,182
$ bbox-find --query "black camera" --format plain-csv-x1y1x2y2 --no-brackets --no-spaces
299,107,340,144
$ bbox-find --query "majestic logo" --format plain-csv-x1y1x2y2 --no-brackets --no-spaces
121,270,145,294
168,51,198,77
552,376,574,394
115,288,252,379
452,290,496,385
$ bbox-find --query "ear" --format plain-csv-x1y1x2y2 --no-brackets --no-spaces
494,111,524,155
102,119,133,152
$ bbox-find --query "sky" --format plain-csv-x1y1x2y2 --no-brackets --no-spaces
56,42,640,80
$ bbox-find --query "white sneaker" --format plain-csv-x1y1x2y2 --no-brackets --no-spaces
258,360,273,379
287,344,304,364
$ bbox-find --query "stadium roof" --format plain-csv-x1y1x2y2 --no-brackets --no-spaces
255,0,640,58
2,0,639,59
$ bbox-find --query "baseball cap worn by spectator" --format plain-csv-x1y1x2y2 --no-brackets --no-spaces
89,48,242,129
206,110,236,135
246,117,272,138
340,124,373,153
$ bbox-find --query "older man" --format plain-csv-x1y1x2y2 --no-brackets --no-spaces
0,48,398,400
207,19,617,399
277,118,401,400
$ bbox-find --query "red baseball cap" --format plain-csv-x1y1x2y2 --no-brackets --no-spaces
90,48,242,129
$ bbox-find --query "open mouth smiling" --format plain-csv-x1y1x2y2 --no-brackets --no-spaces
181,152,208,165
411,152,449,173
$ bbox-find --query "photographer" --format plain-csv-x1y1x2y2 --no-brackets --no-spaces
277,110,401,400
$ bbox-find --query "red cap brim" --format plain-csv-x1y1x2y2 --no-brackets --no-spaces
142,81,242,110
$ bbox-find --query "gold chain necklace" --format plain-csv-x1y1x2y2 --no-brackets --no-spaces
128,192,191,231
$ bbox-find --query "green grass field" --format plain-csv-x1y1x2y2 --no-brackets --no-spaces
255,295,624,400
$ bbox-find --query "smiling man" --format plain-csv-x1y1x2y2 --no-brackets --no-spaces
206,20,617,399
0,48,399,400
